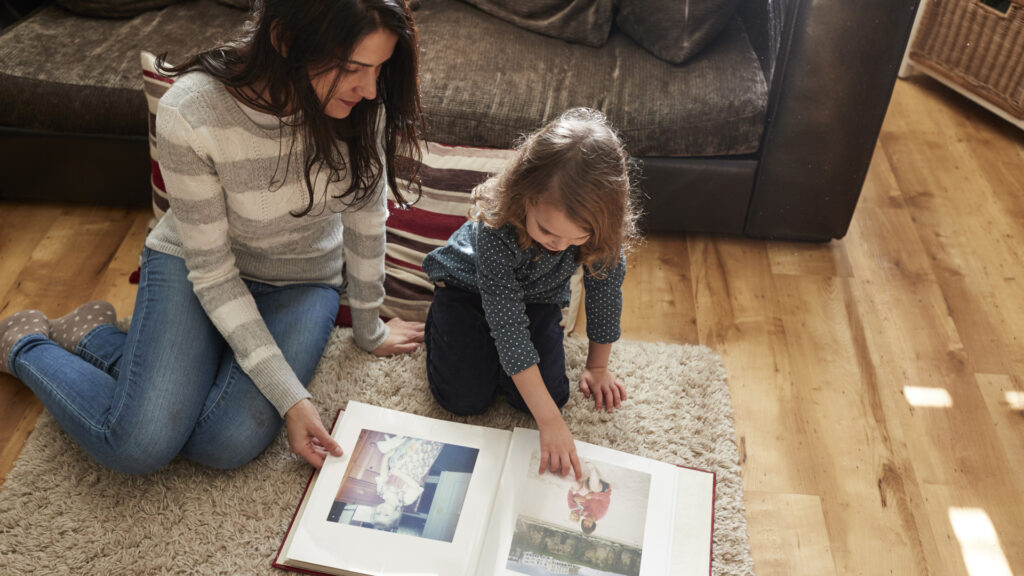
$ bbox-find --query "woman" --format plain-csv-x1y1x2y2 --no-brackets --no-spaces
0,0,424,474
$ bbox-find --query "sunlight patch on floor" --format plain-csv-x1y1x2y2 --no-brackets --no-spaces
903,386,953,408
949,507,1013,576
1005,390,1024,411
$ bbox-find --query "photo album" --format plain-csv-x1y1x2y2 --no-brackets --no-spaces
274,402,715,576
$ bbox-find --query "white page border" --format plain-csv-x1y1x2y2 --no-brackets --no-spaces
287,402,511,576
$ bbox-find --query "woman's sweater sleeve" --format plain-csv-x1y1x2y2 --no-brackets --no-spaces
156,99,311,417
340,114,390,351
340,177,389,352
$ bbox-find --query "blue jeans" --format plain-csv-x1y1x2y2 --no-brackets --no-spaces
8,248,340,475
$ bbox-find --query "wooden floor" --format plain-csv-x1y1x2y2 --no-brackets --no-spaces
2,76,1023,575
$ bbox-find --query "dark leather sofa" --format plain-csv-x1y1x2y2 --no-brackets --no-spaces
0,0,918,241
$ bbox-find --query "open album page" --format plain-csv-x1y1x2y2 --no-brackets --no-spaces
281,402,512,576
475,428,714,576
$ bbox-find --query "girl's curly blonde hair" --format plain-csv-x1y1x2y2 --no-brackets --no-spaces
470,108,640,276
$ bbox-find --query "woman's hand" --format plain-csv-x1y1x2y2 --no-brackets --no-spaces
537,415,582,480
372,318,425,356
284,398,343,468
579,367,627,413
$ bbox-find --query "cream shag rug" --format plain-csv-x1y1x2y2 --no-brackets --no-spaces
0,330,754,576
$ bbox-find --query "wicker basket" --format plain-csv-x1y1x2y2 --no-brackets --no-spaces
909,0,1024,118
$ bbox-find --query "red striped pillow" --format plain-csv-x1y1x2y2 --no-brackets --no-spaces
140,51,173,226
374,143,515,322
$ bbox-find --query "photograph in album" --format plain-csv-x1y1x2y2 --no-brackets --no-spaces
506,455,651,576
507,517,642,576
326,429,479,542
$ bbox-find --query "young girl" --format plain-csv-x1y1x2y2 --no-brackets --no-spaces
0,0,424,474
422,108,639,481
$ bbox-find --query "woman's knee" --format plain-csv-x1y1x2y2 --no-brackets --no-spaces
187,437,275,470
98,431,187,475
181,406,282,470
184,430,280,470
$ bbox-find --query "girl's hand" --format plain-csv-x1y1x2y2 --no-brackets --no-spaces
372,318,425,356
579,367,627,413
537,416,582,480
284,398,344,468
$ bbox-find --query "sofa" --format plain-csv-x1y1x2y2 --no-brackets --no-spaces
0,0,918,241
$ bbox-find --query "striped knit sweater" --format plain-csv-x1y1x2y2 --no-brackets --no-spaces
145,72,389,417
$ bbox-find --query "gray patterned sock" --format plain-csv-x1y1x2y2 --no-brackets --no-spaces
50,301,117,354
1,310,50,374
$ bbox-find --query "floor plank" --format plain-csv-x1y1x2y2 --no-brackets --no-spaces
0,379,43,489
688,236,817,497
619,235,698,343
0,206,140,315
0,206,150,486
0,203,64,309
744,491,837,576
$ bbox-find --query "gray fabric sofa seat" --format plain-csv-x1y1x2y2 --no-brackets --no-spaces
0,1,244,136
0,0,767,158
416,0,767,156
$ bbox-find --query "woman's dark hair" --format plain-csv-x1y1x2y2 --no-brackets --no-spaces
159,0,422,215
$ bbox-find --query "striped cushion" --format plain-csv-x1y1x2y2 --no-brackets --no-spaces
140,50,173,225
376,144,515,322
